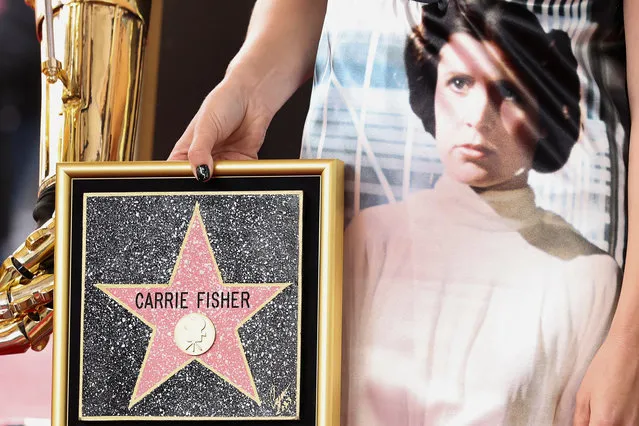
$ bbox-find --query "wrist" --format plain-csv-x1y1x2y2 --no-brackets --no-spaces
225,49,308,116
605,266,639,346
608,305,639,348
218,59,275,126
225,54,265,93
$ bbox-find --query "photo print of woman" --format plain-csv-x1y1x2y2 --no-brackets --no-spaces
300,0,626,424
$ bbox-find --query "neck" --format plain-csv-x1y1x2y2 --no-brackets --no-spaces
430,173,541,231
470,173,530,193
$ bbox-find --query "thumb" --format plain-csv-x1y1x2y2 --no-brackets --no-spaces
186,83,247,180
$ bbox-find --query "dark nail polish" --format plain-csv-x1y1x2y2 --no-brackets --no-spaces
196,165,210,182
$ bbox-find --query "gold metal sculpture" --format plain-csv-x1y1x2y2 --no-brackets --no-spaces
0,0,151,355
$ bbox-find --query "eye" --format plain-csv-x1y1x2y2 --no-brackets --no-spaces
496,81,522,103
447,76,473,93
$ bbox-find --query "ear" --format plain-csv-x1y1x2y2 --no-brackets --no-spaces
536,126,548,141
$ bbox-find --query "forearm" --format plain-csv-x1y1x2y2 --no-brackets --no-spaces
610,135,639,343
609,0,639,344
225,0,327,116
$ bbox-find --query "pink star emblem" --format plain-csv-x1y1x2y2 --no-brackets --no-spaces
97,203,290,407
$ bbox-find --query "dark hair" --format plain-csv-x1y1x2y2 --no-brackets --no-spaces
404,0,581,173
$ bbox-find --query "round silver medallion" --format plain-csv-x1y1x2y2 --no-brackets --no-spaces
174,312,216,356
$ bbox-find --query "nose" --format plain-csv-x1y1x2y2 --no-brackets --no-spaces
463,86,498,130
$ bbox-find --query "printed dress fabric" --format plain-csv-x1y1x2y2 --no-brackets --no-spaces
300,0,628,425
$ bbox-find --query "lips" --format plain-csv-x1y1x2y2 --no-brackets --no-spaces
454,144,494,159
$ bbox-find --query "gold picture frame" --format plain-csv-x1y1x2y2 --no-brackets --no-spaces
53,159,344,425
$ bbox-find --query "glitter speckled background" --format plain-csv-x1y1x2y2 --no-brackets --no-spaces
81,193,301,419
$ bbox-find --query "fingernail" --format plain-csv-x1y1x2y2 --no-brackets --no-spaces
196,165,210,182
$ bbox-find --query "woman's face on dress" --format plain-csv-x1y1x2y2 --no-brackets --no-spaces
434,33,541,190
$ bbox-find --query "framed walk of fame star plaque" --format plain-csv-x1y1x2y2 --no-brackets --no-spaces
52,160,344,426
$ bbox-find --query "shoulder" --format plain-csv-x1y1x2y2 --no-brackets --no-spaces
344,192,435,283
345,190,435,244
537,211,621,294
562,251,620,343
538,213,621,323
526,209,616,261
347,202,406,238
